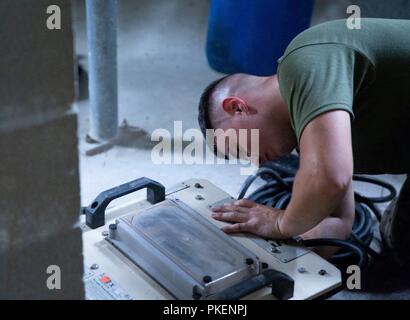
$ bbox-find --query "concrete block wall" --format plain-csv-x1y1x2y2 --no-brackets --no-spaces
0,0,84,299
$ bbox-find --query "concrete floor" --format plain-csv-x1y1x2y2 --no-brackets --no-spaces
74,0,247,206
73,0,409,299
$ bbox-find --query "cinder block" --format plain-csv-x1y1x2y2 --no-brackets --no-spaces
0,227,84,300
0,1,83,299
0,113,81,250
0,0,75,125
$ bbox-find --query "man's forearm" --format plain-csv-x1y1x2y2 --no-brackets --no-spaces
278,168,353,237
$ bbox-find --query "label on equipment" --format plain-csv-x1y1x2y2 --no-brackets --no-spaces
84,269,134,300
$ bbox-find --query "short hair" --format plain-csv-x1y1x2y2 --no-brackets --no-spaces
198,75,233,159
197,75,230,137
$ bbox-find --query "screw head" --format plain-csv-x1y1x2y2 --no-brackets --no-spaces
245,258,254,265
109,223,117,230
192,292,202,300
318,269,327,276
298,267,306,274
195,195,205,200
194,183,204,189
192,286,202,300
261,262,269,269
203,275,212,283
271,247,281,254
90,264,99,270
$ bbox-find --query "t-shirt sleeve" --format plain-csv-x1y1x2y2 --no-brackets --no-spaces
277,44,359,144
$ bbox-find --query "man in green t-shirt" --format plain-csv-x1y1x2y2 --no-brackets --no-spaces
197,19,410,265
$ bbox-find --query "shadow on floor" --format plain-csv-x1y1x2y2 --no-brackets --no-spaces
84,120,195,156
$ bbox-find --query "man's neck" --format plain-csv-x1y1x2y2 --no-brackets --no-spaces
270,75,298,154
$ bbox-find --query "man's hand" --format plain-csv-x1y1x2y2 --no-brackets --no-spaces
211,199,287,239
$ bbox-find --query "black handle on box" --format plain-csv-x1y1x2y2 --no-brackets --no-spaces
212,269,294,300
83,177,166,229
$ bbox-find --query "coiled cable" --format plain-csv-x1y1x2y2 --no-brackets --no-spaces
239,154,396,269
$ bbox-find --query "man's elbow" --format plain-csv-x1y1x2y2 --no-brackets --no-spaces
317,170,352,202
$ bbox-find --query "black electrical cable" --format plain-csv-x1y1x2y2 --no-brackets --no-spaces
302,238,368,269
238,155,396,269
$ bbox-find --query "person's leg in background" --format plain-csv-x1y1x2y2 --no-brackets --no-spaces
380,175,410,268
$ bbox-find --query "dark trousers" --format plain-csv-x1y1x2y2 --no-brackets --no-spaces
380,175,410,265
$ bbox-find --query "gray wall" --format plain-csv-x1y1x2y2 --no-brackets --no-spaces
312,0,410,25
0,0,83,299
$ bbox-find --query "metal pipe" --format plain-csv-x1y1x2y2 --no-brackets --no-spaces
86,0,118,141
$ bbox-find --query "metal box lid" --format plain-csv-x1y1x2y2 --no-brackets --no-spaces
108,199,260,299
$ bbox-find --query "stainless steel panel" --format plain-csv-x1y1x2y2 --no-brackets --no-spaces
108,199,260,299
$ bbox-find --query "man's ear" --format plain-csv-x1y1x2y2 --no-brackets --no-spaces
222,96,249,115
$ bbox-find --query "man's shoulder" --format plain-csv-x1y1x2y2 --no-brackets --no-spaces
278,18,410,65
279,19,347,58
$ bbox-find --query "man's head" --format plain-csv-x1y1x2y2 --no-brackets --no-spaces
198,73,296,165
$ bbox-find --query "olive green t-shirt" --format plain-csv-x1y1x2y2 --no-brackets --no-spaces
277,18,410,174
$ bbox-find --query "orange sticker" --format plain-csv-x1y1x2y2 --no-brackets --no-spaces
100,276,111,284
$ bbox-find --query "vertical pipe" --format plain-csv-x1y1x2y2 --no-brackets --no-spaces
86,0,118,141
